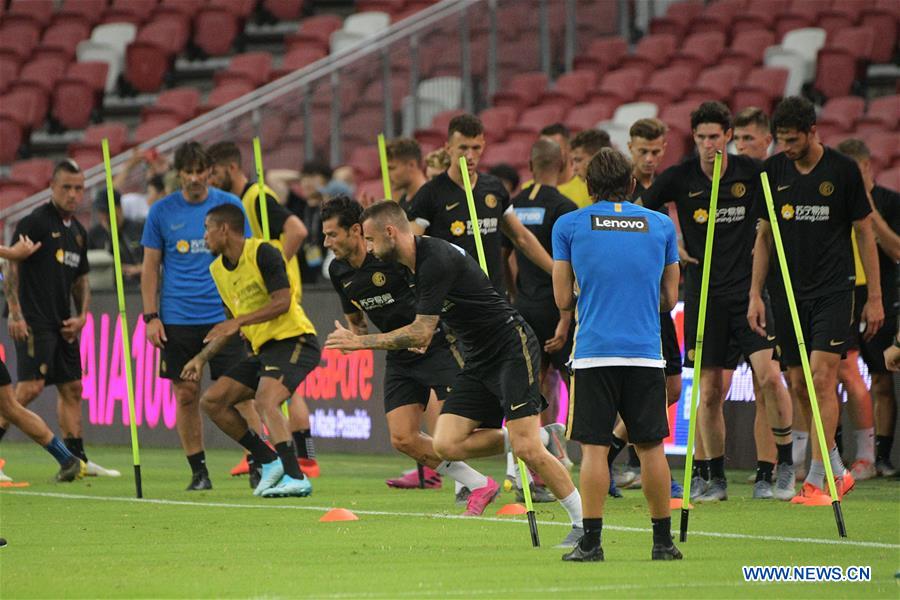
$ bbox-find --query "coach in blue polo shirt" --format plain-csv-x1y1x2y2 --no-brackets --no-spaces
141,142,250,491
552,147,682,562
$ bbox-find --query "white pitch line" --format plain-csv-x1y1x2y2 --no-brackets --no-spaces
4,490,899,550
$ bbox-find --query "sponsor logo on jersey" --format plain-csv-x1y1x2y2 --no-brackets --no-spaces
794,205,830,222
450,220,466,236
514,206,546,225
781,204,795,220
590,215,649,233
55,248,82,268
693,208,709,224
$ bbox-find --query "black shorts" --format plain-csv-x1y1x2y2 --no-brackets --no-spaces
383,345,463,413
568,366,669,446
0,360,11,386
684,292,774,369
226,334,320,394
15,329,81,385
849,285,896,373
515,301,574,372
660,311,682,376
772,290,854,367
160,323,248,381
440,315,547,428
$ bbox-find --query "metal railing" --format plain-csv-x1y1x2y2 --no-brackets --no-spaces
2,0,620,240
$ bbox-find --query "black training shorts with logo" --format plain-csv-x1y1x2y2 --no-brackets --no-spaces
226,334,320,393
771,290,854,367
683,292,774,369
440,315,547,428
15,329,81,385
569,366,669,446
383,344,463,413
159,323,248,381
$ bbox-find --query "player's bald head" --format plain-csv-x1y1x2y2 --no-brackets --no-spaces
530,138,563,175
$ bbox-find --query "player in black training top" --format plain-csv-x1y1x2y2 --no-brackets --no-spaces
322,196,494,511
835,139,900,477
325,201,584,543
208,141,319,482
640,102,794,503
407,113,553,294
0,159,119,478
502,138,576,499
748,97,883,504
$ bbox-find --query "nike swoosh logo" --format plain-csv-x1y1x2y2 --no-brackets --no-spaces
688,191,703,198
51,232,61,238
767,335,776,341
829,339,843,347
170,223,185,230
445,202,460,211
264,366,280,371
342,281,352,288
777,185,791,192
510,402,527,411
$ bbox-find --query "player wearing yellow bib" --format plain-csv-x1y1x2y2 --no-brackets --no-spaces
181,203,320,498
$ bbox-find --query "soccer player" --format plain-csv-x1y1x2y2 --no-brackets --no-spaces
323,195,494,511
553,147,682,562
325,201,583,544
141,142,250,490
0,159,119,479
408,114,553,294
503,138,578,502
424,149,450,180
528,124,591,208
748,96,884,503
640,102,795,502
207,141,319,481
570,129,612,183
0,235,85,482
385,138,428,211
836,138,900,477
181,203,319,497
733,107,773,160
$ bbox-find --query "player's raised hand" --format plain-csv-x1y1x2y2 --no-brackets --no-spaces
325,319,359,353
10,235,41,260
180,356,204,382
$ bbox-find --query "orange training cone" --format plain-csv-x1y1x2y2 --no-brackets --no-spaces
320,508,359,522
496,503,527,515
0,482,29,488
671,499,693,510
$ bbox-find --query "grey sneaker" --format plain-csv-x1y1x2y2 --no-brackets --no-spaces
614,466,640,488
455,486,471,506
555,525,584,548
773,464,796,501
752,479,774,499
695,477,727,502
515,483,555,503
544,423,573,470
253,460,285,496
56,459,86,482
689,476,709,500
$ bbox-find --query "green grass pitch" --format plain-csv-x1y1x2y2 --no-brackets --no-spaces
0,443,897,598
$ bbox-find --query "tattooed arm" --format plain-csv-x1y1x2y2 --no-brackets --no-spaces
325,314,438,352
61,274,90,341
345,311,368,336
4,260,27,341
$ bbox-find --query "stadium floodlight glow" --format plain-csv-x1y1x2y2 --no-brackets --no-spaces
102,138,143,499
680,151,722,542
459,156,539,548
759,172,846,538
377,133,392,201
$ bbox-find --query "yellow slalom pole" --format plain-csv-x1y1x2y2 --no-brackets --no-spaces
680,151,722,542
252,137,289,420
760,172,846,538
459,156,539,548
377,133,392,201
101,139,142,498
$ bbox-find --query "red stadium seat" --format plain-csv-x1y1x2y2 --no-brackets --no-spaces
262,0,307,21
505,104,568,144
74,122,129,155
355,178,385,201
18,56,70,95
0,117,22,164
215,53,273,88
346,145,381,181
491,71,550,113
66,61,109,94
105,0,158,24
430,109,467,134
51,77,96,130
201,82,255,113
124,41,170,93
412,127,445,150
285,14,344,53
563,100,617,132
784,0,833,22
139,15,190,55
357,74,408,112
635,65,695,104
8,0,55,28
210,0,256,18
690,0,742,35
538,70,598,108
10,158,54,190
876,166,900,192
731,66,789,114
271,46,328,81
154,0,203,19
0,89,39,130
0,55,20,94
6,82,49,130
0,179,36,207
775,14,817,40
660,100,698,136
480,140,531,169
193,7,240,57
619,34,677,71
860,7,898,64
649,1,704,38
855,95,900,132
56,0,108,26
682,65,743,104
39,22,91,62
817,96,865,133
142,87,200,123
478,106,518,143
671,32,727,71
720,29,775,74
131,116,180,146
587,68,647,105
0,20,42,62
731,0,785,34
572,36,629,75
814,27,874,99
816,11,856,39
867,132,900,173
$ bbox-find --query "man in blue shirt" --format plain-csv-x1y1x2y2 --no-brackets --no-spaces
553,148,682,562
141,142,250,490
